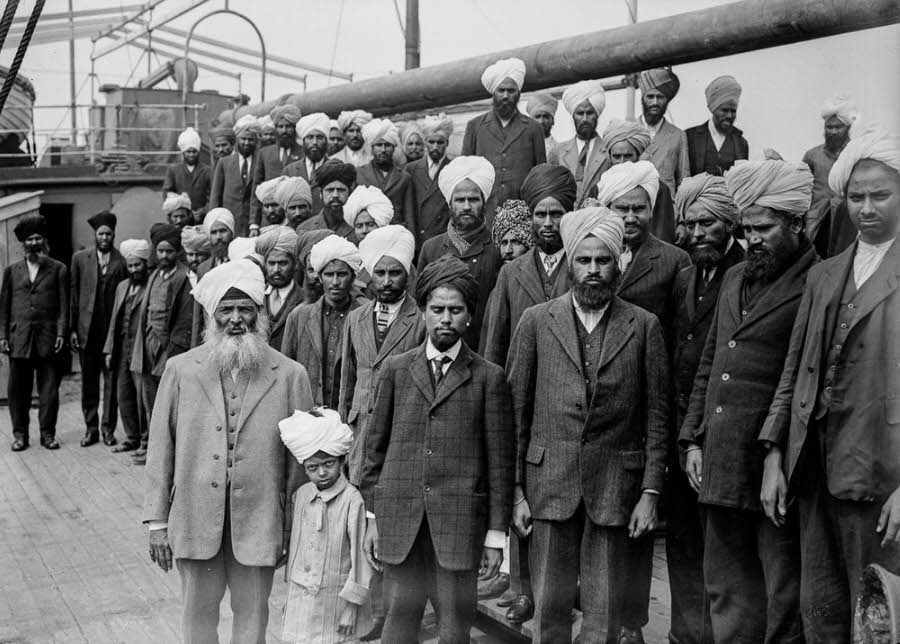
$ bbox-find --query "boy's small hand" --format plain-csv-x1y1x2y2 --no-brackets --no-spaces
363,520,382,572
337,601,358,636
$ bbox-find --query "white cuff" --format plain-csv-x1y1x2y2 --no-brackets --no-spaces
148,521,168,531
249,223,260,230
484,529,506,549
366,511,375,520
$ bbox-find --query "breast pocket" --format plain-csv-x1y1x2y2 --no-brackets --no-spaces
525,443,545,466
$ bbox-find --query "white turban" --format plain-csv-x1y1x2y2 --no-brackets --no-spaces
203,207,235,233
255,176,287,204
560,207,625,263
343,185,394,228
725,160,813,216
421,113,454,140
828,127,900,197
191,258,265,317
227,237,257,262
177,127,201,152
562,80,607,116
308,235,363,275
594,160,660,210
481,57,526,94
279,408,353,464
163,192,192,216
705,76,742,112
362,118,401,149
120,239,151,262
330,119,340,131
297,112,331,140
359,224,416,275
821,94,859,128
259,115,275,132
337,110,374,131
438,156,496,203
233,114,261,138
274,176,313,210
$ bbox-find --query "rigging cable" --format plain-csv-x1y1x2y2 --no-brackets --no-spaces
0,0,22,53
0,0,46,116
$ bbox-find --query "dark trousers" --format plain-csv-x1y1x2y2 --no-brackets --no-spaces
509,533,532,597
703,505,804,644
530,504,629,644
139,372,161,450
78,331,117,435
8,355,62,442
382,517,477,644
115,357,143,446
622,532,653,630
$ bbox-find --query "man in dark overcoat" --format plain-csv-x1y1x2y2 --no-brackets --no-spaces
405,114,454,249
356,118,414,229
209,115,260,236
163,127,211,222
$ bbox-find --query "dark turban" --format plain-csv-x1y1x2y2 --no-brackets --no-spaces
314,159,357,190
415,255,479,314
520,163,578,212
295,229,335,267
638,68,681,101
14,215,46,242
87,210,117,231
492,200,536,250
150,223,182,251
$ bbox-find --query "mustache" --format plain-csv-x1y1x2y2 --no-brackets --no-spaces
204,312,270,373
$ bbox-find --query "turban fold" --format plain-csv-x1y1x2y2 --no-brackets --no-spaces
359,224,416,275
120,239,151,262
203,207,236,233
177,127,201,152
228,237,256,261
150,223,182,251
211,124,235,143
192,258,265,317
337,110,374,131
638,68,681,101
315,159,357,190
481,57,526,94
821,94,859,127
14,215,46,241
362,118,401,149
233,114,261,138
297,112,331,140
521,163,577,212
256,176,287,204
438,156,496,203
674,173,739,225
181,226,211,253
492,199,536,250
88,211,117,230
259,115,275,133
398,121,424,147
343,185,394,228
562,80,606,115
269,104,302,126
274,176,312,209
415,254,480,313
279,408,353,464
255,226,298,259
705,76,742,112
296,230,335,267
421,113,454,140
594,160,660,210
560,206,625,263
309,235,362,274
163,192,192,216
725,160,813,216
828,127,900,197
603,119,652,157
330,119,340,132
526,92,558,118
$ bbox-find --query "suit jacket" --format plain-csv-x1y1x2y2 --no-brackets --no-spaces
142,343,314,566
679,243,819,511
131,264,193,377
210,152,258,236
507,295,669,526
641,119,690,197
338,295,426,484
461,111,546,224
163,162,212,216
685,122,749,177
405,156,452,249
282,157,326,215
356,162,414,232
760,240,900,501
103,278,146,367
0,256,69,359
359,342,514,571
556,136,609,208
266,283,304,352
296,213,355,241
70,246,127,346
251,142,305,227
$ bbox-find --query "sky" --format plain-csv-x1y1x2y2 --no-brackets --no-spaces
4,0,900,161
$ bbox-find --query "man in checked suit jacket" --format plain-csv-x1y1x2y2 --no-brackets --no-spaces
360,255,514,643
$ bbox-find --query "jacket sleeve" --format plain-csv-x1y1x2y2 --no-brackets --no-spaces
142,360,180,523
57,263,69,339
168,278,194,353
339,493,373,605
284,365,315,534
69,253,81,335
402,178,415,235
281,309,299,362
360,360,396,511
484,366,514,534
461,119,476,156
338,318,358,424
102,283,123,356
532,123,547,165
250,153,265,229
479,267,511,366
642,315,671,492
678,291,721,447
675,130,690,189
190,298,204,348
210,158,225,209
506,308,538,489
0,266,12,341
194,167,211,215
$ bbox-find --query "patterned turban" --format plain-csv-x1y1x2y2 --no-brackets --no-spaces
150,223,181,251
87,210,117,230
603,119,652,157
638,69,681,101
520,163,577,212
13,215,46,241
481,57,526,94
398,120,424,147
343,185,394,228
181,226,211,253
297,112,331,140
177,127,201,152
192,259,265,317
309,235,362,275
314,159,357,190
705,76,742,112
821,94,859,127
274,176,313,209
233,114,261,138
279,408,353,464
119,239,151,262
362,118,401,149
337,110,374,131
295,230,335,267
255,176,287,205
526,92,558,118
211,124,235,143
725,160,813,216
359,224,416,275
560,206,625,263
828,127,900,197
438,156,496,203
562,80,606,115
269,104,302,126
674,174,739,225
594,160,660,210
492,199,536,250
203,207,236,233
255,226,299,259
259,115,275,134
414,254,480,313
421,113,454,140
163,192,192,216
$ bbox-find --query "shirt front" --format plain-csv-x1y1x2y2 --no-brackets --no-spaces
26,258,40,282
427,155,444,181
575,135,598,158
572,293,609,334
266,281,295,316
638,114,665,140
538,248,565,276
854,237,894,288
97,249,110,275
375,298,404,329
305,157,322,180
708,119,726,152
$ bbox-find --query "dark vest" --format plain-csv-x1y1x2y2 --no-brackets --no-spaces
576,306,610,402
534,251,567,302
815,268,861,419
702,132,740,177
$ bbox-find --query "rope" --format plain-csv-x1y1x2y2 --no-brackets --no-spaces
0,0,22,53
326,0,345,88
0,0,46,117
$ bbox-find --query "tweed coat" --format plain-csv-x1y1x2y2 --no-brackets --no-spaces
70,246,127,346
0,256,69,359
130,264,193,377
405,156,452,249
356,161,415,231
142,343,313,566
250,141,305,227
760,240,900,501
479,248,571,366
556,135,609,208
162,162,212,215
359,342,514,571
685,122,749,177
679,243,819,511
640,119,690,197
461,111,547,225
282,157,326,216
507,294,670,526
102,279,147,366
209,151,258,236
265,283,304,352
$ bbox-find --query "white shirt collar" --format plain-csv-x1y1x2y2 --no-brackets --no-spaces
857,236,895,254
375,298,404,314
854,236,895,288
575,135,597,154
572,293,609,333
427,155,444,171
638,114,665,139
265,281,295,298
708,119,726,151
538,248,565,274
425,337,462,363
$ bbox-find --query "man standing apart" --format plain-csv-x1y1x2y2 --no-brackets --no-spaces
637,69,690,198
557,80,608,207
406,114,454,249
526,93,560,164
251,105,304,235
361,255,514,643
507,207,669,643
686,76,748,177
333,110,375,167
210,114,260,236
760,130,900,641
358,118,413,228
143,259,314,643
0,215,68,451
70,211,128,447
163,127,211,222
462,57,546,224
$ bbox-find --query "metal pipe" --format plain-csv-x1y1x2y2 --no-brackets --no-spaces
92,0,211,60
404,0,420,70
12,5,143,26
120,37,242,80
68,0,77,144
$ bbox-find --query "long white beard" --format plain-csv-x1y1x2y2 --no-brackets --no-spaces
204,313,271,374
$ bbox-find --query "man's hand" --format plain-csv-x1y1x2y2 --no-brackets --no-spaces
149,529,173,573
276,529,289,569
877,486,900,549
761,448,788,527
104,354,112,371
0,339,9,354
478,546,503,581
337,600,358,636
685,446,703,493
628,492,659,539
249,229,260,238
54,336,65,353
512,488,533,538
363,519,382,572
69,331,80,352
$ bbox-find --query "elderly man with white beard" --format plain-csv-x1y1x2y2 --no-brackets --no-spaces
143,259,313,644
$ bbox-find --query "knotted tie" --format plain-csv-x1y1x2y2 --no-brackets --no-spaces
575,142,589,182
544,254,557,275
240,157,248,185
432,356,451,389
376,303,390,341
270,290,282,316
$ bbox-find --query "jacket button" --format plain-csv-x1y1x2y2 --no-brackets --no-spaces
807,367,814,373
373,366,379,372
581,438,587,444
686,334,693,341
211,481,218,488
428,413,435,420
426,449,432,455
216,426,222,431
424,485,431,492
721,373,730,381
728,340,736,348
799,401,806,408
575,403,582,410
716,406,723,413
213,454,219,460
230,410,236,416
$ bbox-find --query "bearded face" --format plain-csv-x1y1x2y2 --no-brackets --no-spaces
205,300,270,373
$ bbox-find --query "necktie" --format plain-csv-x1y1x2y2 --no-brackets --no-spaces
544,255,557,275
270,290,282,316
279,147,286,163
376,303,390,340
432,356,451,388
575,142,589,182
428,162,438,180
241,157,248,185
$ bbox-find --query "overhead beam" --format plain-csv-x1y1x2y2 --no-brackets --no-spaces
91,0,167,42
91,0,211,59
11,5,143,26
124,40,241,80
9,16,135,43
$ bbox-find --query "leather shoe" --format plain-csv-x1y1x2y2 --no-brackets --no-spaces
112,442,139,453
360,617,383,642
505,594,534,624
496,586,518,607
477,572,509,600
11,439,28,452
80,432,99,447
618,626,645,644
131,453,147,465
102,433,117,447
41,438,60,450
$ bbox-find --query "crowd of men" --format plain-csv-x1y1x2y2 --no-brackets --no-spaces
0,54,897,644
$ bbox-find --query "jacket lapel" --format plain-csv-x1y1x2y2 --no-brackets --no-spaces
483,114,507,147
305,299,324,360
237,359,278,431
410,344,434,405
501,116,528,151
514,251,547,306
29,257,51,291
847,239,900,331
196,347,226,425
597,299,634,370
548,295,583,373
375,296,417,364
431,344,473,410
684,266,699,322
423,157,450,200
559,139,578,174
739,245,816,333
458,227,490,259
618,236,660,295
270,284,303,335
